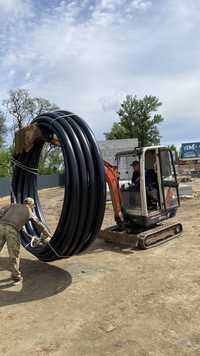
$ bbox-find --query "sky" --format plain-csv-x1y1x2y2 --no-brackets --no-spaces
0,0,200,145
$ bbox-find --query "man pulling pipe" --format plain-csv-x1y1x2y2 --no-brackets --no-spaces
0,197,52,283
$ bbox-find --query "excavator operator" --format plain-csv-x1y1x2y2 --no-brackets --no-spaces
130,160,159,208
130,160,140,191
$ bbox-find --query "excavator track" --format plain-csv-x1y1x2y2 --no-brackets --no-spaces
137,222,183,249
100,222,183,249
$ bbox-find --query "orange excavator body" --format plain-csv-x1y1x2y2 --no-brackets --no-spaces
103,160,124,223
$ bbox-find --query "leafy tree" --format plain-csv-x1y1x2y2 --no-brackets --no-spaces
1,88,62,175
168,144,177,152
38,144,64,175
0,111,7,147
2,88,59,134
0,147,12,176
168,144,178,162
105,95,164,147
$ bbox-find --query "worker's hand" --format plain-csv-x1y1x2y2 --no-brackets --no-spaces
40,232,52,243
30,236,41,248
45,235,52,243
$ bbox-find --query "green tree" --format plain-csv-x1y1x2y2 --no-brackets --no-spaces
0,147,12,176
1,88,62,175
2,88,59,134
168,144,177,152
105,95,164,147
168,144,178,162
0,111,7,147
38,144,64,175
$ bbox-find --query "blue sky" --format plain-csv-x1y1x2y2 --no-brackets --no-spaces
0,0,200,144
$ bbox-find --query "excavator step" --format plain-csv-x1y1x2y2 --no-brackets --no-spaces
100,222,183,249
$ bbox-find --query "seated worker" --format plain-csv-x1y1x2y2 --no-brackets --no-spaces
130,160,140,191
145,167,159,208
130,160,159,208
0,197,52,283
145,168,158,190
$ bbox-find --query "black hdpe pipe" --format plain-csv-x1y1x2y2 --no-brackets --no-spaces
11,111,106,262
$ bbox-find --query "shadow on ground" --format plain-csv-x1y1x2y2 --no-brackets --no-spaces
0,257,72,307
84,237,138,255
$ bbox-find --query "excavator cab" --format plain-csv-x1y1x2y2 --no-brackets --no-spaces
116,146,180,228
103,146,182,249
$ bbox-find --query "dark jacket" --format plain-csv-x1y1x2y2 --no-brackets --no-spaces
131,171,140,190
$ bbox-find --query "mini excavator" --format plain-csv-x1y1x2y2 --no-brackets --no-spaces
102,146,182,249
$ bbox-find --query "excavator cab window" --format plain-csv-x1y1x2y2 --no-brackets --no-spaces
159,149,179,209
117,154,142,213
117,154,134,181
144,149,160,211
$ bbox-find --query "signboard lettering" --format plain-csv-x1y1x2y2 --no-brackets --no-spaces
180,142,200,159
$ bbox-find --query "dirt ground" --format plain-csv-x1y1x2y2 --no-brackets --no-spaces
1,180,200,356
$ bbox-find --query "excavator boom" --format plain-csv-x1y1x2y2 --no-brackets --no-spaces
104,160,124,223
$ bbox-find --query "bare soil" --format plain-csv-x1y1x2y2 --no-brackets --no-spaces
1,180,200,355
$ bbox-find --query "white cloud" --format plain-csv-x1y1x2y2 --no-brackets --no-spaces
0,0,200,143
0,0,26,14
131,0,152,10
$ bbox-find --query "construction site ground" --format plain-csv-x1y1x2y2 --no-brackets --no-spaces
0,179,200,356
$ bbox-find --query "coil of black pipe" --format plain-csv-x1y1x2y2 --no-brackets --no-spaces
11,111,106,262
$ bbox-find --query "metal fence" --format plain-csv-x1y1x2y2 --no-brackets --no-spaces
0,174,64,198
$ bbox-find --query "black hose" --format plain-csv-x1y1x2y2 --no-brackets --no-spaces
11,111,106,262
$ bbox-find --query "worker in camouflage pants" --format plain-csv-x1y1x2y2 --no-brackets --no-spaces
0,224,21,282
0,197,51,283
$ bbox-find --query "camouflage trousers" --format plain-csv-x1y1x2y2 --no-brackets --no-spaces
0,224,21,278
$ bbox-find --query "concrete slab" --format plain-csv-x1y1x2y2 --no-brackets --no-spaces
179,183,193,198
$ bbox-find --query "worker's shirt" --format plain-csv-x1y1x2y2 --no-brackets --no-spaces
131,171,140,190
145,169,158,190
0,203,50,237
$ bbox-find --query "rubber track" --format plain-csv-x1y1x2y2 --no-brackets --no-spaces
11,111,106,261
138,222,183,249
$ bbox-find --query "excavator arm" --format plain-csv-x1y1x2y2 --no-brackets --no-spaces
104,160,124,223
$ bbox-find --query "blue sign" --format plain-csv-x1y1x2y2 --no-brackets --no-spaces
180,142,200,159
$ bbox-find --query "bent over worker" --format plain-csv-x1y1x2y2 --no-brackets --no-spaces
0,197,51,283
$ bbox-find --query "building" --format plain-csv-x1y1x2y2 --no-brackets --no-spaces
98,138,138,180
